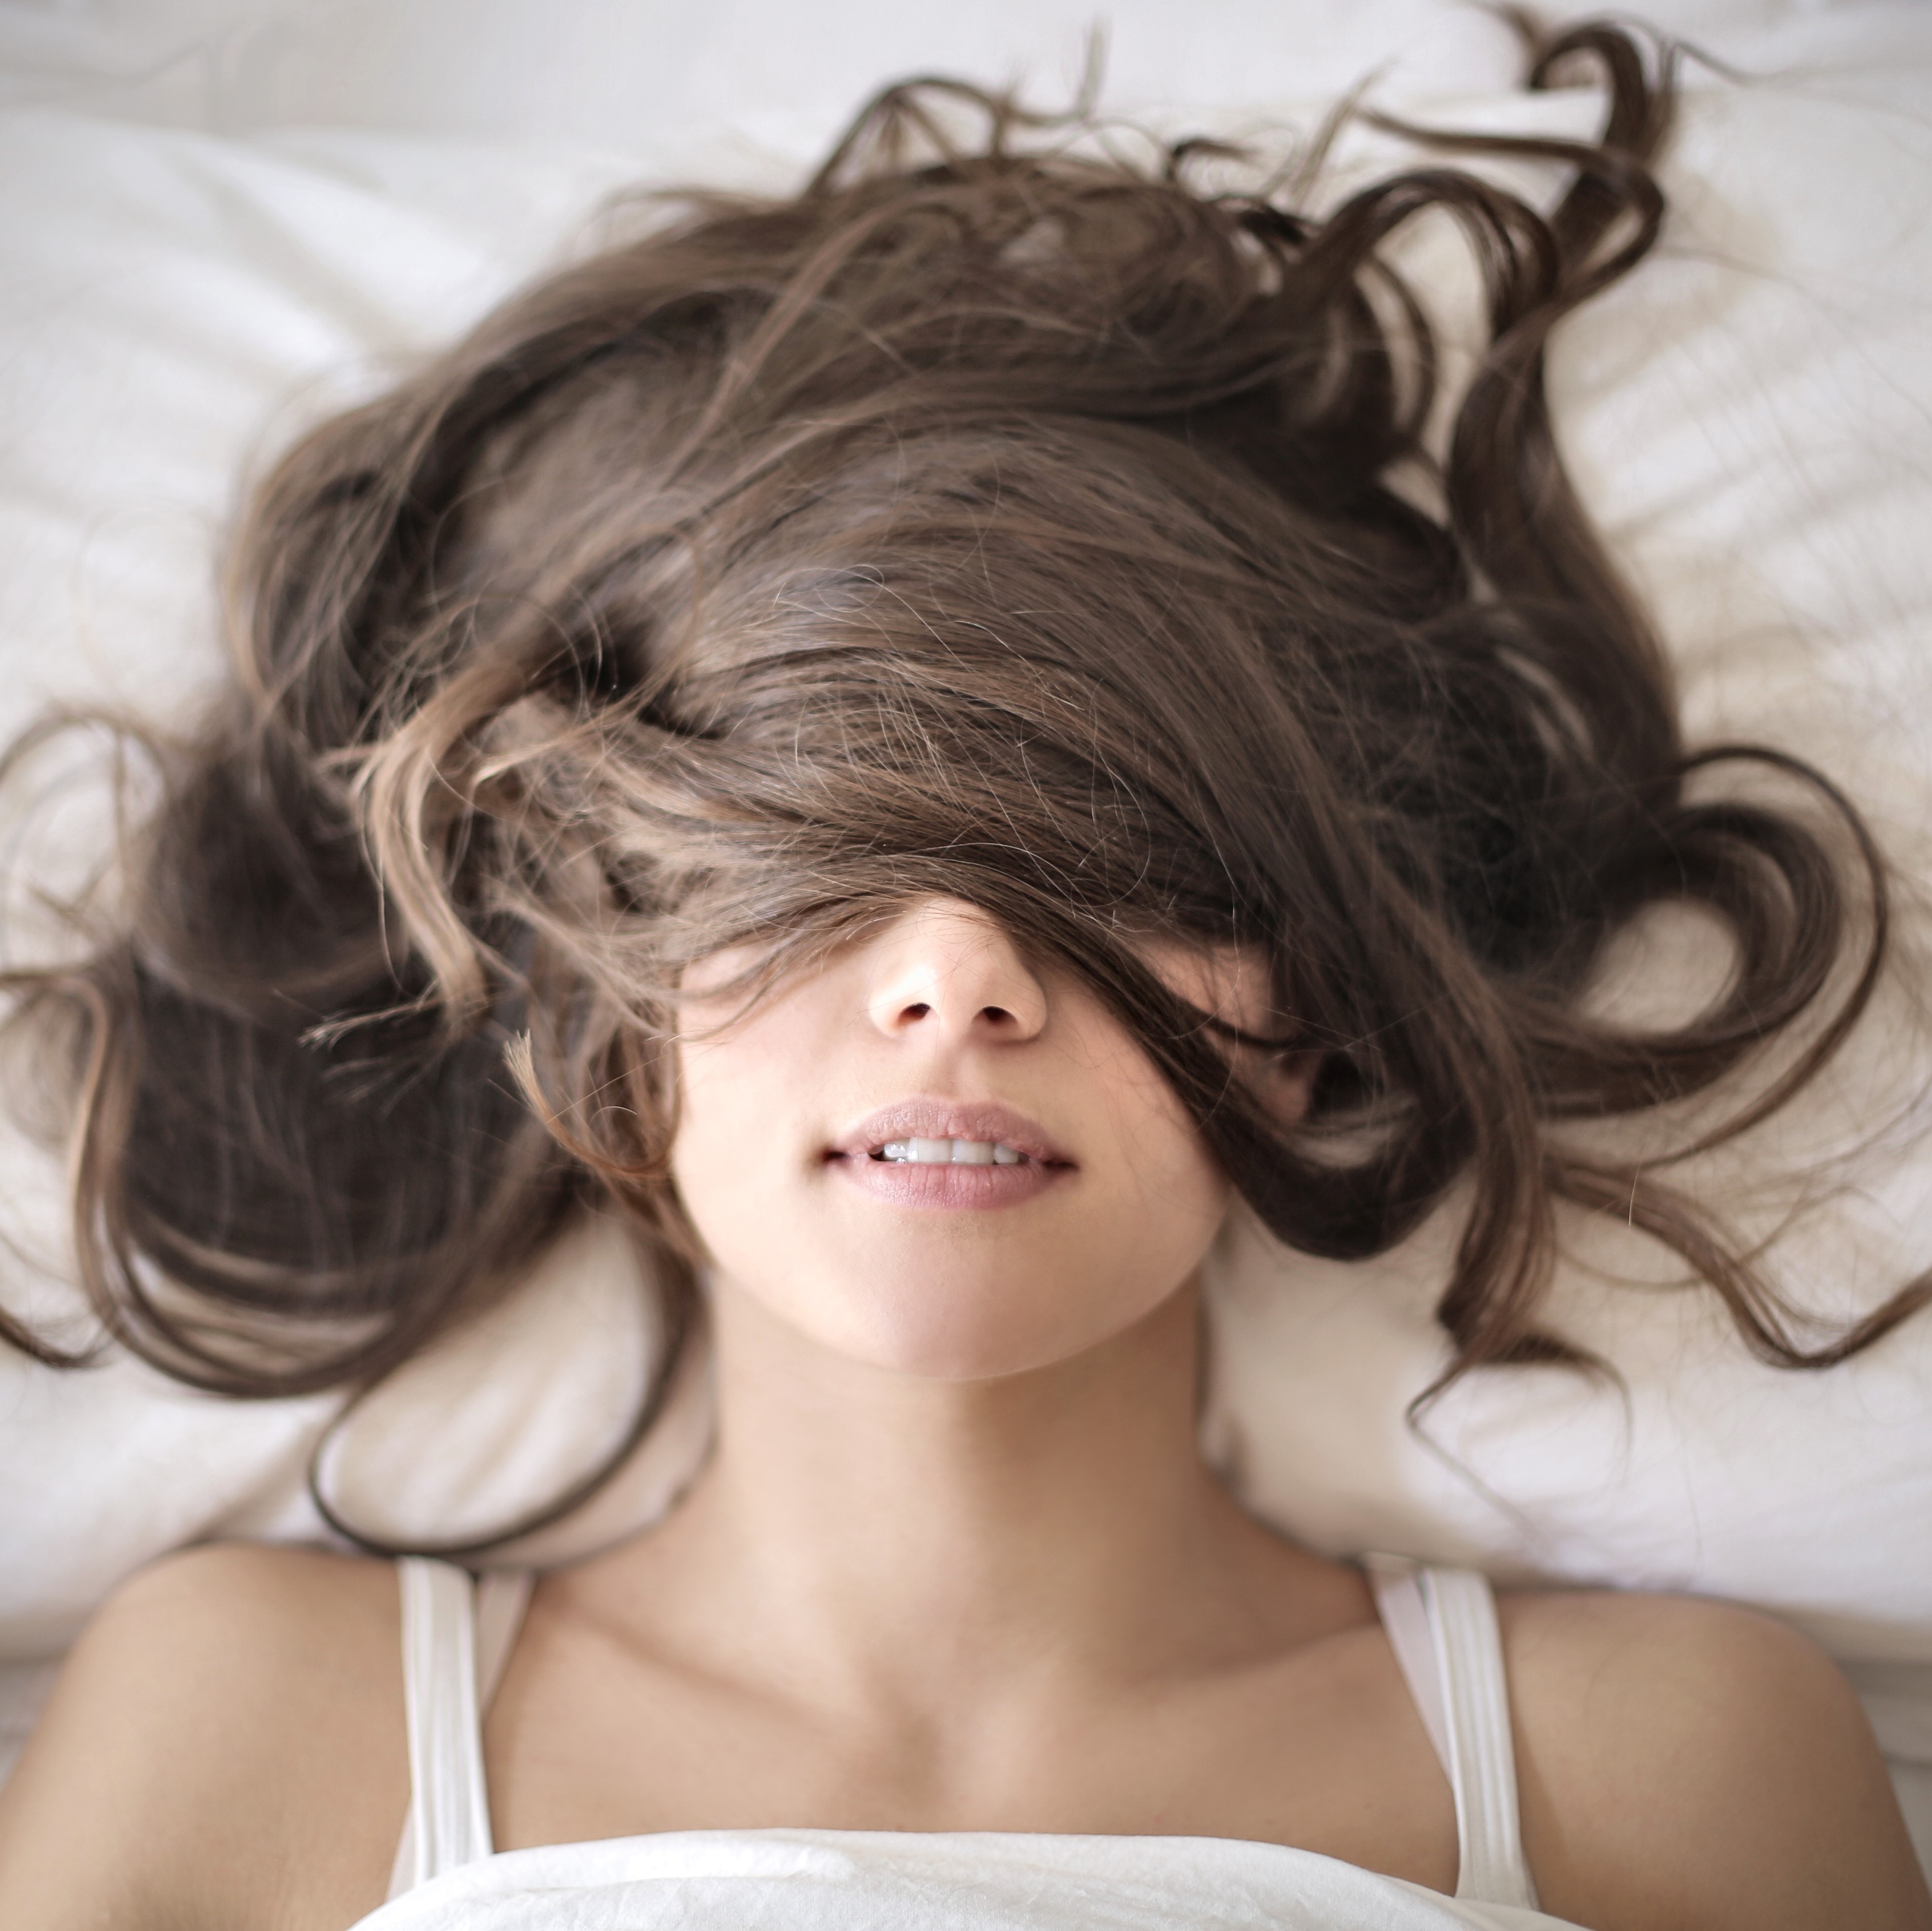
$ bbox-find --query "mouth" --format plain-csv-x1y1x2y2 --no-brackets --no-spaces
827,1100,1071,1210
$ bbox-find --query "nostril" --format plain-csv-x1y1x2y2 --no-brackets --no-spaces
981,1005,1013,1025
902,1002,931,1020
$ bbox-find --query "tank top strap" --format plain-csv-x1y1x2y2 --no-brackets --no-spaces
386,1557,535,1900
1368,1560,1539,1911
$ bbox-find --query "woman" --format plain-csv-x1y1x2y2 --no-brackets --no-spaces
0,18,1926,1927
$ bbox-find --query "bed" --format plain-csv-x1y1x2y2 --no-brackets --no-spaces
2,0,1929,1880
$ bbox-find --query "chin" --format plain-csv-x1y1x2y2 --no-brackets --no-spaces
794,1255,1146,1382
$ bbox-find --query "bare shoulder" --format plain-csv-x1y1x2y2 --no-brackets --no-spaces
1498,1588,1932,1931
0,1542,407,1931
97,1536,399,1652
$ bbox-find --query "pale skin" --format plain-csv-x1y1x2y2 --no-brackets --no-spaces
0,898,1926,1929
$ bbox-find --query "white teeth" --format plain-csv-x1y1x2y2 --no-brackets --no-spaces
875,1138,1028,1165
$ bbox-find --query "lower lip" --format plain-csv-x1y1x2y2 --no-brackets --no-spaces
830,1153,1067,1210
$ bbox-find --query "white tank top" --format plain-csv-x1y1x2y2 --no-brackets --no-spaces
356,1557,1583,1930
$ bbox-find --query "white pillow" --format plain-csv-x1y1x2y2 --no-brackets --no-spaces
5,7,1932,1858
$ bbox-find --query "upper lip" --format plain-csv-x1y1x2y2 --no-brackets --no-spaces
830,1099,1070,1165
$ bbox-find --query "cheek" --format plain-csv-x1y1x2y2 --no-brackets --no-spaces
669,1006,820,1276
1077,1041,1233,1294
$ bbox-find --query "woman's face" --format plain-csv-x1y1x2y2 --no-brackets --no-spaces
671,898,1306,1381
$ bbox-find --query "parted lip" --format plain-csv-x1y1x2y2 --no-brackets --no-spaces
829,1099,1070,1166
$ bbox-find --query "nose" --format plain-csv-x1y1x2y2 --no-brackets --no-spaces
864,899,1049,1045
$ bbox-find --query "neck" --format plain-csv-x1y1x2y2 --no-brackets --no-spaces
591,1275,1336,1720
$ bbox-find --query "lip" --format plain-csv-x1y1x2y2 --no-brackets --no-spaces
830,1099,1069,1165
827,1098,1072,1212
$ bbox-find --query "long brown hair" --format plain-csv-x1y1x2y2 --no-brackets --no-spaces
5,20,1926,1537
